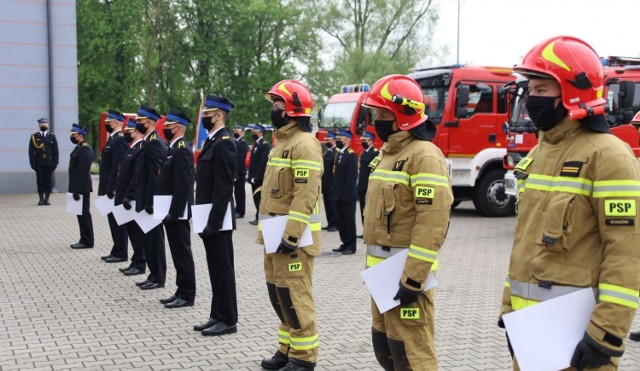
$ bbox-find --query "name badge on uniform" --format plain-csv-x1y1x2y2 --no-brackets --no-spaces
604,200,636,226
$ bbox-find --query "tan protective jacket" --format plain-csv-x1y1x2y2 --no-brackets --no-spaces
363,130,453,293
257,121,323,256
502,119,640,357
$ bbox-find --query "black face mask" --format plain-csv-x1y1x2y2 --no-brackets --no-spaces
136,123,148,135
252,133,259,141
233,132,240,139
525,95,567,131
40,126,48,132
271,108,287,128
361,141,370,149
163,128,175,142
335,140,344,149
70,136,78,145
105,124,114,133
123,132,133,143
375,120,397,142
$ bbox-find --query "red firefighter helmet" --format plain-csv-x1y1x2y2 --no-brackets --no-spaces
514,36,605,119
265,79,313,118
362,74,428,130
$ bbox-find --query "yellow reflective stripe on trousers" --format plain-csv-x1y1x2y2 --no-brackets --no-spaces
288,211,310,224
292,159,322,171
310,222,321,231
407,244,437,263
593,180,640,198
289,334,319,350
410,172,449,187
599,283,640,309
525,174,592,196
278,329,290,344
267,157,292,167
370,169,410,185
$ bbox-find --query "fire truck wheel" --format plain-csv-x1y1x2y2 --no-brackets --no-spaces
472,169,516,217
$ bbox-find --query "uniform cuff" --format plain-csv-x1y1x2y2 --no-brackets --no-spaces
586,323,625,357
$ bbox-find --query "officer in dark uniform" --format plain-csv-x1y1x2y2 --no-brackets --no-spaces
68,124,94,249
331,130,358,254
321,131,338,231
357,131,378,236
29,118,59,205
99,110,130,263
193,95,238,336
132,105,167,290
233,124,249,218
247,124,270,225
116,119,147,276
157,108,196,309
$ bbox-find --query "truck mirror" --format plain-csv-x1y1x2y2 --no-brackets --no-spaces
455,84,470,118
317,107,323,122
619,81,635,110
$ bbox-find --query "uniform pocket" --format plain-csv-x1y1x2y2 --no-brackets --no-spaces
383,183,398,233
269,168,286,199
538,193,575,252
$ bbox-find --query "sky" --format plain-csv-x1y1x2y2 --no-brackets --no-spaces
430,0,640,67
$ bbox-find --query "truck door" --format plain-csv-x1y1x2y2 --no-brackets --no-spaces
448,82,502,156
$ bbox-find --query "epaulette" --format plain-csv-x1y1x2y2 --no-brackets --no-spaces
150,133,158,141
348,148,354,154
117,132,124,137
82,142,88,147
222,136,229,140
178,140,185,148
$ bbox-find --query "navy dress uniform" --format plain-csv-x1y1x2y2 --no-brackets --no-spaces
321,131,338,231
116,120,146,276
157,108,196,308
248,124,270,224
234,124,249,218
132,105,168,290
68,124,94,249
99,110,130,263
194,95,238,336
357,131,379,225
331,130,358,254
29,118,59,205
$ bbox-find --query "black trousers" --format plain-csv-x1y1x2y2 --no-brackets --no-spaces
234,174,246,216
143,223,166,284
126,220,146,270
108,212,129,258
36,165,54,193
323,192,338,227
336,199,357,251
165,220,196,301
251,181,262,220
202,230,237,325
358,189,367,224
77,192,94,246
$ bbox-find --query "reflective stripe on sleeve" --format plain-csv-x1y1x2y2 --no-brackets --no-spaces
291,159,322,171
593,180,640,198
289,334,319,350
369,169,410,185
599,283,639,309
267,157,292,168
410,172,449,187
288,211,310,224
407,244,437,264
524,174,592,196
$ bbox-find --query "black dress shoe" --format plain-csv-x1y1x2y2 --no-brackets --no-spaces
105,256,127,263
279,361,314,371
70,243,93,249
140,281,164,290
235,213,244,218
164,298,194,309
119,265,132,272
123,267,145,276
327,226,338,232
135,279,150,287
194,318,218,331
38,200,44,206
249,219,259,225
101,255,113,261
160,295,177,304
201,321,237,336
341,249,356,255
261,351,288,370
630,331,640,341
332,246,345,252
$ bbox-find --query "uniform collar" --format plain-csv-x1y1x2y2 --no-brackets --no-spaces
170,136,184,148
274,121,299,140
208,126,225,140
131,139,143,147
539,118,583,145
383,131,413,153
110,129,122,137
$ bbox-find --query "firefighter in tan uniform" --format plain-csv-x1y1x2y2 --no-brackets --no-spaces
362,74,453,370
258,80,323,371
499,36,640,371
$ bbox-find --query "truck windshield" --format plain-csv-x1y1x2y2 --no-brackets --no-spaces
319,102,356,129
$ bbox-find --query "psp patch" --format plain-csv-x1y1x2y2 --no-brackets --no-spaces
294,169,309,183
604,200,636,217
400,307,420,319
415,186,435,205
288,262,302,272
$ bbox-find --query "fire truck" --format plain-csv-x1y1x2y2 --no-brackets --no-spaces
318,66,518,217
502,58,640,196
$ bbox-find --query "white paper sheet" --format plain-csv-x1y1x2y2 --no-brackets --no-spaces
94,195,115,215
153,195,188,220
191,202,233,234
66,193,83,215
134,209,163,234
260,215,313,254
503,288,596,371
112,201,136,226
360,249,437,314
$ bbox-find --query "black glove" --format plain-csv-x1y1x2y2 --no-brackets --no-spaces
393,284,421,306
106,191,114,199
163,214,179,223
72,192,80,201
31,164,36,170
122,198,131,210
144,205,154,215
276,239,297,254
199,225,218,238
570,336,611,370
